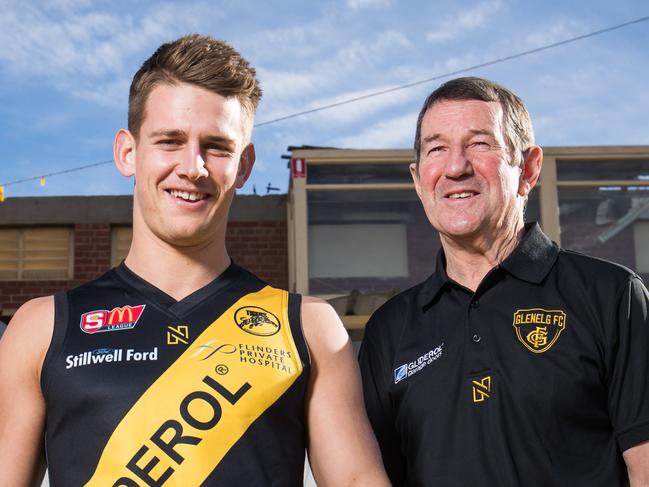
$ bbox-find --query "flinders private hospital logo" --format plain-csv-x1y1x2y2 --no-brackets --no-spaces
80,304,146,334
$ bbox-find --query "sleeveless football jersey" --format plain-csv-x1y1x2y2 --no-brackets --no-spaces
41,262,310,486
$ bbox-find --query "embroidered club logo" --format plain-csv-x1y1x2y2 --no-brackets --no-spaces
234,306,280,336
512,308,566,353
80,305,146,334
472,375,491,403
167,325,190,345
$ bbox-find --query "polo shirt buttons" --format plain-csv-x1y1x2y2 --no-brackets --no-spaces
471,300,480,308
472,333,481,343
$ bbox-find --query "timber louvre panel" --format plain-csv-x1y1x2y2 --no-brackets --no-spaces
0,228,72,280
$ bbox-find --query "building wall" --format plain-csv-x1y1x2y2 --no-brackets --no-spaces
0,195,288,321
227,220,288,289
0,223,112,316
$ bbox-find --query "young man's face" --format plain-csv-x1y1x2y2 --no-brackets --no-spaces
410,99,528,246
124,82,253,247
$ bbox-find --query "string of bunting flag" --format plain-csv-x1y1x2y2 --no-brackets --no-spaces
0,160,113,202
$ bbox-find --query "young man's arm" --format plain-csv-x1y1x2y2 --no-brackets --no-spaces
301,296,390,487
0,296,53,486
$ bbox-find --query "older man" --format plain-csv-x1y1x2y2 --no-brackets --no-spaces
359,76,649,486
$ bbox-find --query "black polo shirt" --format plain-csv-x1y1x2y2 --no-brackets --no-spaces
359,223,649,486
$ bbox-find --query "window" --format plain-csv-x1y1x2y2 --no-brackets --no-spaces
0,227,73,280
306,189,440,295
557,157,649,281
310,223,409,279
111,226,132,267
634,221,649,274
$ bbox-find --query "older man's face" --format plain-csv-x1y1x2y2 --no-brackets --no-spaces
410,99,527,246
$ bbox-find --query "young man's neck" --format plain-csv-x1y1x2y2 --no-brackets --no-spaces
441,222,525,292
124,230,231,301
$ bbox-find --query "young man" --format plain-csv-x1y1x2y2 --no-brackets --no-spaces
0,35,389,486
359,76,649,486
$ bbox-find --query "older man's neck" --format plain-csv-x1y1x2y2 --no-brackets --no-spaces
442,224,525,292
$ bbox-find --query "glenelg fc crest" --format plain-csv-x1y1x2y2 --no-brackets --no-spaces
512,308,566,353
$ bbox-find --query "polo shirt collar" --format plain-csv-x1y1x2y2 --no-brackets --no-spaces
500,222,559,284
417,222,559,309
416,250,450,309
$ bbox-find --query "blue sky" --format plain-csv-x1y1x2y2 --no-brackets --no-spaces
1,0,648,198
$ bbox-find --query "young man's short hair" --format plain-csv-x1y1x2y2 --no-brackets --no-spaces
128,34,262,140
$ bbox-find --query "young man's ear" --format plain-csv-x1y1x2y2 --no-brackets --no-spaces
518,145,543,197
114,129,137,177
235,144,256,189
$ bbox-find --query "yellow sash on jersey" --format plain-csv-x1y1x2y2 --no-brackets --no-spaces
85,286,302,487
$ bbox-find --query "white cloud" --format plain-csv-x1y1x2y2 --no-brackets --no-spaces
42,0,94,14
524,18,586,48
69,77,131,108
257,80,422,129
31,112,74,133
346,0,392,10
256,29,412,119
333,30,410,70
426,0,504,43
256,68,323,103
0,2,213,102
332,111,417,148
255,46,481,131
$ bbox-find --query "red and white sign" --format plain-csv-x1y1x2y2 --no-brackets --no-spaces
80,304,146,334
291,158,307,178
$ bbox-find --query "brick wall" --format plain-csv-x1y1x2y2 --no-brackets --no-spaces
73,224,112,281
0,223,113,318
1,220,288,320
226,220,288,289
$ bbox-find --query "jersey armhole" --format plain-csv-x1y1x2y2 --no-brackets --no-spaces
40,291,69,397
288,293,311,370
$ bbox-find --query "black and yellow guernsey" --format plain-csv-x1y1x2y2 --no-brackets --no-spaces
41,262,310,487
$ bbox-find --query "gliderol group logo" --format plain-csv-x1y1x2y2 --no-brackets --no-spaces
80,305,146,334
234,306,281,336
394,364,408,384
393,343,444,384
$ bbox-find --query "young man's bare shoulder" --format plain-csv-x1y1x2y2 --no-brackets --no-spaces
1,296,55,374
10,295,55,326
300,295,349,354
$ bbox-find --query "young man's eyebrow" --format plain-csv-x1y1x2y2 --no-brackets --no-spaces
201,135,236,148
148,129,187,138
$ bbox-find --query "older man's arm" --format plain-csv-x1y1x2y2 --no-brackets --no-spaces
624,441,649,487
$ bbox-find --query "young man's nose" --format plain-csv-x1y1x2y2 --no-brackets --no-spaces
175,146,206,180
